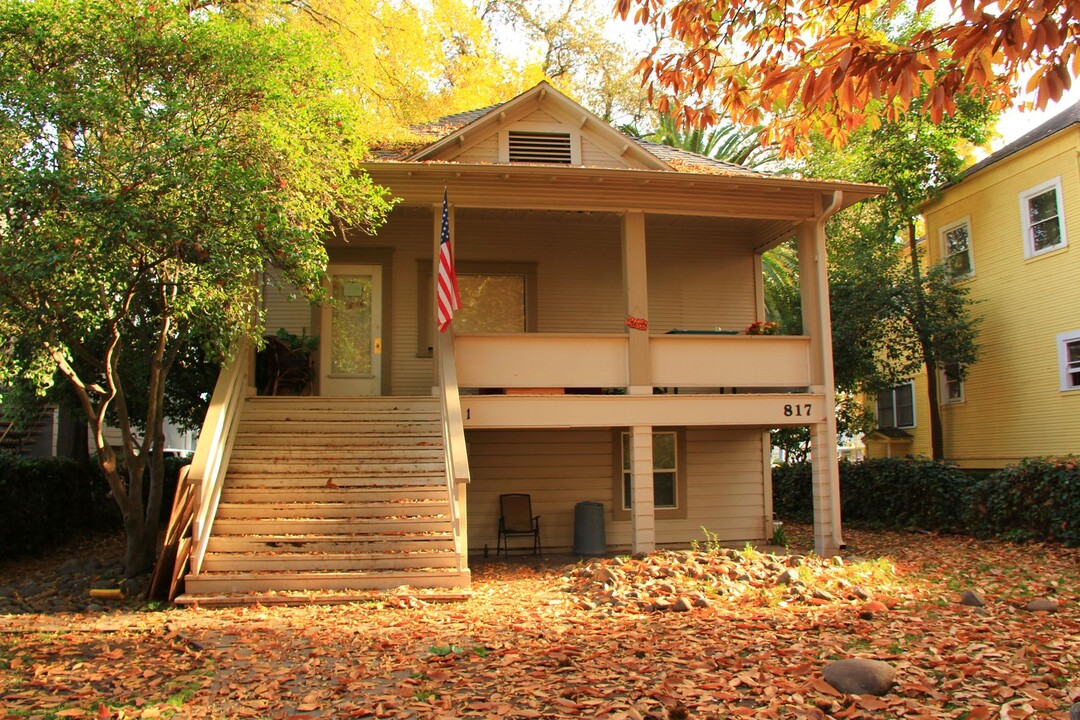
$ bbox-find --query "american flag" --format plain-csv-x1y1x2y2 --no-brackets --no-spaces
437,189,461,333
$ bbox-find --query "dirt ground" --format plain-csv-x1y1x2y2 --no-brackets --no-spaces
1,526,1078,719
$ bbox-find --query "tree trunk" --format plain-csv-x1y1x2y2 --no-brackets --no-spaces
907,220,944,460
123,507,157,577
924,356,944,460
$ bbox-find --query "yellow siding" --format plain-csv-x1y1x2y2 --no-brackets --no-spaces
465,427,767,553
920,127,1080,468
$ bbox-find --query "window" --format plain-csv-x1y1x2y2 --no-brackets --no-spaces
417,261,536,355
876,382,915,428
612,429,687,521
1059,331,1080,391
941,363,964,404
1020,178,1068,258
940,218,974,278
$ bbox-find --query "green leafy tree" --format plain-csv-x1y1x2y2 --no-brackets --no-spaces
0,0,395,574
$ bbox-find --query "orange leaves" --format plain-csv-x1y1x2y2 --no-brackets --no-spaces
619,0,1078,154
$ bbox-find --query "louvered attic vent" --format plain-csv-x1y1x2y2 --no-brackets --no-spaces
508,130,573,164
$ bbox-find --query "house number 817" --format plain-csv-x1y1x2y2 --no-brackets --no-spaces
784,404,812,417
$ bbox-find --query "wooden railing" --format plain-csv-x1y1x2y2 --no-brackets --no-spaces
437,328,471,571
454,332,812,390
187,342,253,575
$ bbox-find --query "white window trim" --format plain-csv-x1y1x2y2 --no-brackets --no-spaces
1019,177,1068,259
940,364,965,404
940,216,975,279
1058,330,1080,392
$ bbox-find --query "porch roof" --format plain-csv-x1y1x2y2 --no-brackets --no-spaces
361,160,883,251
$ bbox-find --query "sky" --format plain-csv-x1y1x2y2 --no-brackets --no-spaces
994,84,1080,147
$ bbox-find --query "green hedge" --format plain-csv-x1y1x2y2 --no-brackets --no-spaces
772,456,1080,546
0,453,189,558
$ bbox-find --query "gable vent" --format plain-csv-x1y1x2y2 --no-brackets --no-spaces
508,131,573,164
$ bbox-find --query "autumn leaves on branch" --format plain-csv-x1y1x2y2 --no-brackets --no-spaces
616,0,1079,154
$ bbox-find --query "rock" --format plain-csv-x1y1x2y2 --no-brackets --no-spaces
960,590,986,607
822,658,896,696
593,566,620,586
776,569,801,585
973,607,991,617
812,588,836,602
852,586,873,601
651,597,671,612
830,556,845,567
1025,598,1059,613
691,594,710,609
858,601,888,620
671,596,693,612
1069,702,1080,720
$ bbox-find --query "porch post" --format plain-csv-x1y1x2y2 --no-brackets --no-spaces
431,200,449,390
796,194,844,556
622,210,651,395
628,425,656,554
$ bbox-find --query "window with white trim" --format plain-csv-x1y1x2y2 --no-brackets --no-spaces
1020,178,1068,258
876,382,915,428
941,362,964,403
941,218,974,279
612,429,688,521
1059,331,1080,391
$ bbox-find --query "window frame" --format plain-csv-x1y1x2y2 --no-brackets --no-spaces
1019,177,1068,259
940,362,965,404
612,428,688,521
416,260,538,357
1058,330,1080,392
876,382,916,429
940,216,975,279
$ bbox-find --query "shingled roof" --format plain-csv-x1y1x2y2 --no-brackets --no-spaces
964,99,1080,178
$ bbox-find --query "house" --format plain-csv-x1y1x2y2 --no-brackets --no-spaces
864,100,1080,468
168,83,880,604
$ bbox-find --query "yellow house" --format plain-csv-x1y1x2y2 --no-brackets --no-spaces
169,83,880,604
866,101,1080,468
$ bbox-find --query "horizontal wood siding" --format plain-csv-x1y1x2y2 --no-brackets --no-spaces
455,134,499,164
465,427,767,553
581,136,625,168
647,217,758,331
922,128,1080,467
262,273,315,337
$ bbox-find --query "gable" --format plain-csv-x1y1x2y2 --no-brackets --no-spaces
409,83,669,171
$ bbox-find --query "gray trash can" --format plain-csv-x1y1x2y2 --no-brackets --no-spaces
573,501,606,556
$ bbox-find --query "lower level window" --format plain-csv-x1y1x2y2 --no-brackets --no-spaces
942,363,964,403
622,431,678,510
1059,331,1080,391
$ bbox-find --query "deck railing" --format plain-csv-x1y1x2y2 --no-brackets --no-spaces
187,342,252,575
437,328,471,571
454,332,812,390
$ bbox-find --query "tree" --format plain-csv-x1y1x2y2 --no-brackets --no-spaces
616,0,1078,152
650,113,779,168
0,0,395,575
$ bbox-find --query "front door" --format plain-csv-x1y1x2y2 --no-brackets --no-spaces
320,264,382,396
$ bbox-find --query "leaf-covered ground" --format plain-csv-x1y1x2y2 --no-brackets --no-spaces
2,526,1078,719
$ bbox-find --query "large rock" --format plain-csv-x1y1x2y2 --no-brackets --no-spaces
960,589,986,607
823,659,896,696
1025,598,1059,613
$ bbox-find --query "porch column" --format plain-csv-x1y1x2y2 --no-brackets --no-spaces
622,210,651,395
628,425,656,554
796,192,844,556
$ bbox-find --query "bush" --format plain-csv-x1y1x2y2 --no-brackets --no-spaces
0,453,190,558
970,456,1079,546
773,456,1080,546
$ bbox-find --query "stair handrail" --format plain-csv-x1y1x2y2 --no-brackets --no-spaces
186,341,253,575
436,327,470,569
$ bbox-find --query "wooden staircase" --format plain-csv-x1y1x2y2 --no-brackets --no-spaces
175,396,469,606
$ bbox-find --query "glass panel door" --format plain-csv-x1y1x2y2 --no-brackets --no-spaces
320,264,382,395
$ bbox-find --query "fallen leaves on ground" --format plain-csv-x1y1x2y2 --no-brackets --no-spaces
1,526,1078,719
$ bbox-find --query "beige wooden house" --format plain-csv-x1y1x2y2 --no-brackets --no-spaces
170,83,879,604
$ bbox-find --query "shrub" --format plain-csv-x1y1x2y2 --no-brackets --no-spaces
970,456,1079,546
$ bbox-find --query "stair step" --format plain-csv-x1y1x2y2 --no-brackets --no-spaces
211,517,452,534
183,568,471,594
236,421,441,435
220,486,447,502
216,500,450,519
233,432,442,447
206,533,454,554
225,460,446,475
229,446,445,462
174,588,471,607
222,475,446,489
201,551,458,572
